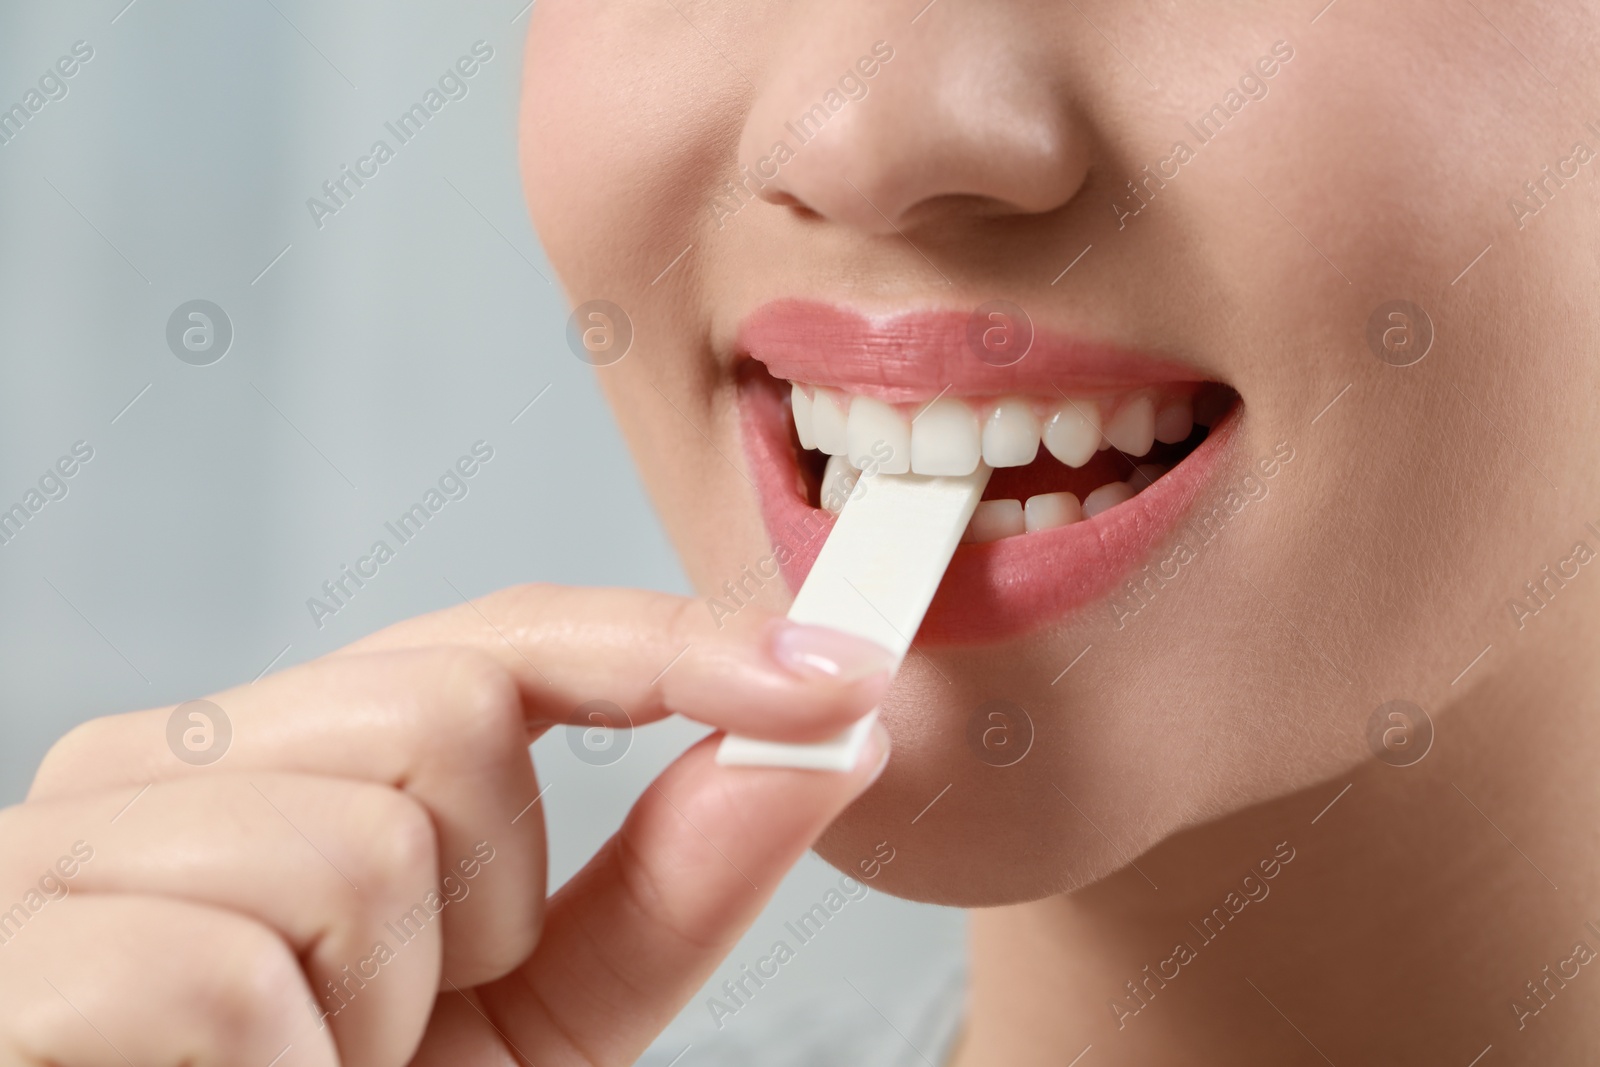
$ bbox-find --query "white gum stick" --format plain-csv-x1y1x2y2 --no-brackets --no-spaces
716,465,992,770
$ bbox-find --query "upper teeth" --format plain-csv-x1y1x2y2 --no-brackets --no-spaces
791,382,1192,474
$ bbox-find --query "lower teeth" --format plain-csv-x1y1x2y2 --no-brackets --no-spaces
819,453,1169,543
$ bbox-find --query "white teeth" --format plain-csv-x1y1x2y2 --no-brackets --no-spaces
791,383,816,451
981,399,1042,468
792,382,1214,514
811,387,850,456
1154,398,1193,445
953,491,1093,543
1042,401,1100,467
847,395,911,473
962,499,1024,543
1083,481,1136,517
911,397,981,476
1023,491,1082,532
1103,396,1155,457
819,453,859,514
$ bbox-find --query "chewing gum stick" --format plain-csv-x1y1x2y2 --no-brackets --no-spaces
716,466,992,771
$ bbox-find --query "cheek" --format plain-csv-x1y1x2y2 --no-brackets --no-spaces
521,1,743,297
522,3,783,600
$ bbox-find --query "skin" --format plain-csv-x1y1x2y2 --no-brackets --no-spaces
521,0,1600,1062
0,589,891,1065
5,2,1598,1065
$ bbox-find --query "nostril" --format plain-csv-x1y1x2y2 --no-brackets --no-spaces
754,184,826,220
764,190,813,215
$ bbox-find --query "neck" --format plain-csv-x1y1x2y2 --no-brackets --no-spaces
953,626,1600,1066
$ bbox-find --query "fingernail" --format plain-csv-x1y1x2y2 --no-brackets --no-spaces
769,622,896,684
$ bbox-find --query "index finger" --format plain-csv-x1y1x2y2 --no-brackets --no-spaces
340,583,895,744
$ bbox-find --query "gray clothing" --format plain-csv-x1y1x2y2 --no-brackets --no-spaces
640,957,967,1066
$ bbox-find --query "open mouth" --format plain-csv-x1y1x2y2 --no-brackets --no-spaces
735,301,1241,643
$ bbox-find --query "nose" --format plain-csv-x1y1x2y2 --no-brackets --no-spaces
736,10,1091,235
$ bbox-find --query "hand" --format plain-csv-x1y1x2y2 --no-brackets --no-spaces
2,583,892,1066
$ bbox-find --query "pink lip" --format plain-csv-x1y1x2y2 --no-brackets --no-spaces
735,302,1238,644
740,299,1207,402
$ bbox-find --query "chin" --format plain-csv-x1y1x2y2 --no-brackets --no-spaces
805,672,1166,907
811,770,1108,908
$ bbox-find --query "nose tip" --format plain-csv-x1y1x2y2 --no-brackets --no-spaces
737,33,1090,235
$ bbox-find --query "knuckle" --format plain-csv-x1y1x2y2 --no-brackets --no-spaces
8,906,311,1063
194,918,311,1050
430,647,526,762
342,785,439,900
28,716,110,798
480,580,559,621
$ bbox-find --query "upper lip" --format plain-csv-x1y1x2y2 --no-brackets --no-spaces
738,298,1211,402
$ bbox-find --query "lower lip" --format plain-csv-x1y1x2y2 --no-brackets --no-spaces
737,370,1239,644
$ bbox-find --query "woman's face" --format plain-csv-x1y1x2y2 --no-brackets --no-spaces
521,1,1600,905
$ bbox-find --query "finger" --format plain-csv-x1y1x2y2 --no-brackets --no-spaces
342,583,893,742
30,646,545,987
478,725,890,1067
2,775,442,1067
0,894,339,1067
407,991,524,1067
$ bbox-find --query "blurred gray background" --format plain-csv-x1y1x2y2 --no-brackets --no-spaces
0,1,960,1061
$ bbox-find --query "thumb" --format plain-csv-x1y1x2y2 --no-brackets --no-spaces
477,723,889,1066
